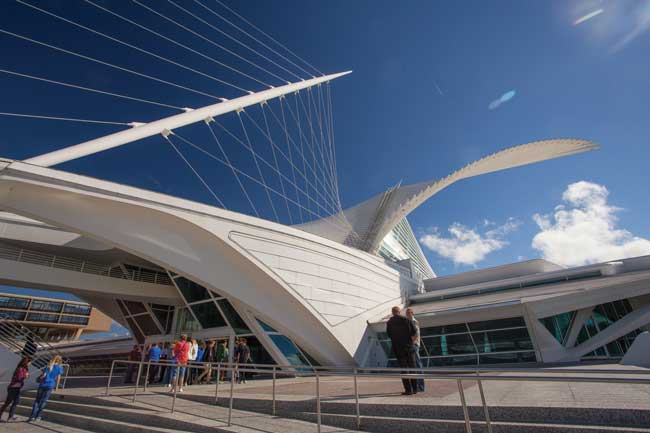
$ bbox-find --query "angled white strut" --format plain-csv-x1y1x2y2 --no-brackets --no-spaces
24,71,351,167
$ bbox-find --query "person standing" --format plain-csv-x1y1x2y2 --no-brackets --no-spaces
216,340,229,382
236,338,252,384
29,355,64,422
147,343,162,384
386,306,417,395
170,335,190,393
198,340,215,384
125,344,141,384
163,341,177,387
0,357,30,422
186,338,199,386
406,308,425,393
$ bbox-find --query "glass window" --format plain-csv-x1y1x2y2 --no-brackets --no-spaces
421,323,467,336
379,339,392,357
593,307,613,332
540,311,575,344
175,277,211,303
467,316,526,332
126,317,144,344
116,300,129,317
30,300,62,313
123,301,147,315
474,328,533,353
150,304,173,334
257,319,278,333
2,310,26,320
428,355,477,367
190,301,227,329
0,296,30,309
176,307,200,333
60,315,89,325
63,304,91,315
217,299,250,333
268,334,311,366
479,351,536,364
134,314,162,335
423,333,475,356
26,312,58,323
241,336,275,365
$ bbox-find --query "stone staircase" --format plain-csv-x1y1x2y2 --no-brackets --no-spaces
174,392,650,433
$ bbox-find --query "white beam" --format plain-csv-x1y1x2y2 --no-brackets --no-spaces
24,71,351,167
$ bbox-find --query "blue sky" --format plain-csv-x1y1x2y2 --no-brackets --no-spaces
1,0,649,295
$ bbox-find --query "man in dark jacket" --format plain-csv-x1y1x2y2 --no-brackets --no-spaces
386,306,418,395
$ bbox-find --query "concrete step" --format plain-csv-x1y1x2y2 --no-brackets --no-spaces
0,417,101,433
19,396,227,433
296,411,650,433
23,390,159,411
175,393,650,429
13,404,196,433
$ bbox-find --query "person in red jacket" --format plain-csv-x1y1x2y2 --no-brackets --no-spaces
1,357,30,422
169,335,191,393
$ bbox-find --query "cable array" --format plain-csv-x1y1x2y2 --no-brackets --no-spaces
1,0,358,238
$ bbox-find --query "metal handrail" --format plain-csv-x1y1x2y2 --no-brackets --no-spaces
104,359,650,433
0,244,172,285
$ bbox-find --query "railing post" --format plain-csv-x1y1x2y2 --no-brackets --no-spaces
353,368,360,430
171,365,180,413
144,361,151,392
228,365,235,426
61,364,70,390
457,378,473,433
477,378,493,433
132,362,142,403
272,366,276,416
215,363,221,405
105,360,116,396
316,371,321,433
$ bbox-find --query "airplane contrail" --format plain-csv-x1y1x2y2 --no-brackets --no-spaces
573,9,604,26
433,80,444,96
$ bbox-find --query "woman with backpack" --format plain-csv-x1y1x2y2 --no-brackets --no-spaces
29,355,64,422
0,357,30,422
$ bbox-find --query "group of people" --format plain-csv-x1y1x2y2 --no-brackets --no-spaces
386,306,426,395
1,355,64,423
124,335,253,392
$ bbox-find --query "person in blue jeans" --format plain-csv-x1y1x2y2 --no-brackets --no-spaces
147,343,162,384
29,355,64,422
406,308,426,393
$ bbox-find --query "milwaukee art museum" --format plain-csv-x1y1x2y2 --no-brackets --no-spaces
2,1,650,370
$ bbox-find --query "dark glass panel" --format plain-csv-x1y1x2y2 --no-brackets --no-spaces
26,312,58,323
375,332,388,340
576,326,589,345
217,299,250,333
467,317,526,332
424,333,475,355
428,355,478,367
176,307,200,333
126,317,144,344
2,310,26,320
0,296,30,309
613,300,633,318
59,315,89,325
30,300,63,313
269,334,310,366
257,319,278,333
123,301,147,315
585,317,598,338
134,314,161,335
175,277,211,303
474,328,533,353
379,339,392,357
297,345,320,366
593,307,613,332
420,323,467,336
479,351,536,364
606,341,624,357
150,304,173,334
540,311,575,344
387,358,399,368
242,336,275,365
63,304,92,315
116,300,129,317
190,301,227,329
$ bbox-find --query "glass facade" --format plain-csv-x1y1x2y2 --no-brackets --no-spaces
63,304,92,315
26,312,58,323
378,217,436,280
150,304,174,334
217,299,250,334
175,277,212,303
540,299,642,360
60,315,90,325
256,319,317,367
378,316,536,366
190,301,227,329
0,296,30,309
2,311,26,320
30,300,63,313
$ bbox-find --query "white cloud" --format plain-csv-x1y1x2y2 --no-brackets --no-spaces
532,181,650,267
420,218,520,266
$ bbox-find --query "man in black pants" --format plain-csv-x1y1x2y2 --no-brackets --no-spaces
386,306,418,395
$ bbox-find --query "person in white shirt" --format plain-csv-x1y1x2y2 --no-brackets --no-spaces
187,338,199,386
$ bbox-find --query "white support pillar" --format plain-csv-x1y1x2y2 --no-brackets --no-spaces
24,71,351,167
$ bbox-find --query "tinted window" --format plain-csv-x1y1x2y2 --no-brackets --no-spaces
190,302,227,329
30,300,62,313
63,304,91,315
217,299,250,333
175,277,211,303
